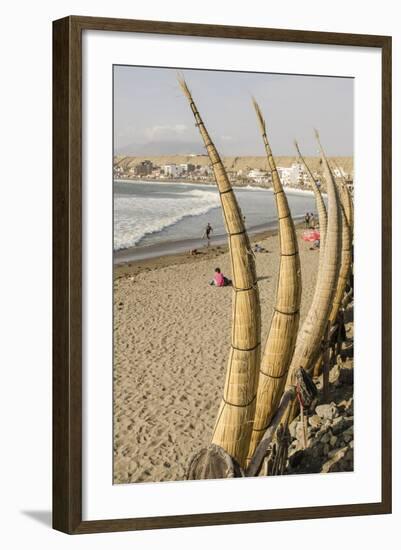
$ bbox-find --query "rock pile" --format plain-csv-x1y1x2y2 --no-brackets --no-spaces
285,361,354,475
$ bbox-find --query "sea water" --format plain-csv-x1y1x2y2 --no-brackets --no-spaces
113,180,317,252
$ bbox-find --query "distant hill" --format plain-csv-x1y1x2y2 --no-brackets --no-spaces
116,142,204,156
114,155,354,174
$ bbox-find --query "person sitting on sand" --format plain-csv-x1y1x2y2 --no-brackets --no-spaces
254,243,266,253
209,267,232,287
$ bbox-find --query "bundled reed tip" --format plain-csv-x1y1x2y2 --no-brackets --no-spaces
177,74,192,100
252,98,266,134
314,128,324,156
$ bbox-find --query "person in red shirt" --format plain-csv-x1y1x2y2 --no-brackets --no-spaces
210,267,231,287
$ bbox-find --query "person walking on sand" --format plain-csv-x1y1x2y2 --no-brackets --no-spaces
304,212,310,228
203,222,213,247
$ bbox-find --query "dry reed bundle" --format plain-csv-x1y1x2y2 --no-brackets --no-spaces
328,180,352,325
285,130,342,388
332,160,354,234
294,140,328,248
246,100,301,462
178,77,261,466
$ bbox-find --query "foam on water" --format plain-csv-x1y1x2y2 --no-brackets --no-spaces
114,188,220,250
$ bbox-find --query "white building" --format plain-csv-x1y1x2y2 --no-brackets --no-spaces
277,167,293,187
247,169,269,184
248,169,266,179
277,162,307,187
199,165,212,176
163,164,180,177
179,163,189,173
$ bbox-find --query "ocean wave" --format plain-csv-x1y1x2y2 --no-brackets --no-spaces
114,188,220,250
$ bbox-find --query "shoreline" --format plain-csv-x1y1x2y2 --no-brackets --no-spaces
114,218,307,267
114,226,278,279
114,221,307,278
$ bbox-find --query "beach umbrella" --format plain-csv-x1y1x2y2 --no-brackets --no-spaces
294,140,328,249
301,229,321,242
178,77,261,467
245,100,301,463
285,130,342,390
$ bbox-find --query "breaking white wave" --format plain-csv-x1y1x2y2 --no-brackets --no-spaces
114,188,220,250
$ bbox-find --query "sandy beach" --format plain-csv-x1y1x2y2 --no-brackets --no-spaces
113,227,325,484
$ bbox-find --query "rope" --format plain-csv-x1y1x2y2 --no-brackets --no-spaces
274,307,299,316
222,394,256,409
231,342,261,353
229,229,246,237
233,285,256,292
259,368,289,380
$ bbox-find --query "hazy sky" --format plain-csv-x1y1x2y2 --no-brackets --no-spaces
114,65,353,157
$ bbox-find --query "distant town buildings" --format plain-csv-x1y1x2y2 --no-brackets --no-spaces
163,164,180,178
247,168,270,185
113,156,353,192
162,163,198,177
277,162,309,187
133,160,153,176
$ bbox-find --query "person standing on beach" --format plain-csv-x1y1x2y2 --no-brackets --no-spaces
203,222,213,247
310,212,315,228
304,212,310,228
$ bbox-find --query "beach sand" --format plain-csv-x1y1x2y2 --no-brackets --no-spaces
113,228,321,484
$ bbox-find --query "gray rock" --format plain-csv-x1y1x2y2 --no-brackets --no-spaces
344,448,353,462
308,415,322,429
346,398,354,415
312,446,322,459
323,443,330,455
330,435,338,447
343,425,354,437
321,447,348,473
315,402,338,420
331,416,346,435
320,431,332,444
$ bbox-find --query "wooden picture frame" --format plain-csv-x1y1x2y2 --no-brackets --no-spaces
53,15,392,534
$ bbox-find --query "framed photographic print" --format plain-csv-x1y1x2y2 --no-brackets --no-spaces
53,16,392,534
